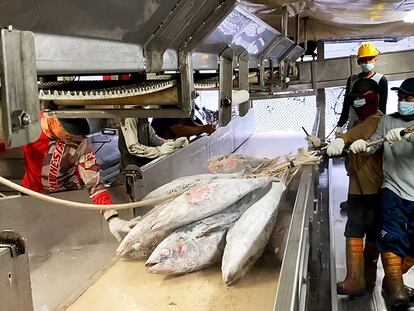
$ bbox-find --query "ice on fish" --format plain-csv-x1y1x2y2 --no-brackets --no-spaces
206,154,270,174
222,182,286,285
116,201,173,258
150,177,270,232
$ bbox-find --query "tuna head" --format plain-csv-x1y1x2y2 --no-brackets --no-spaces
145,238,200,274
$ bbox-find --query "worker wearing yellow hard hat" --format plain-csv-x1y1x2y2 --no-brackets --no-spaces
336,42,388,137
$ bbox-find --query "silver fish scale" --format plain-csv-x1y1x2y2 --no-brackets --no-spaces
38,80,177,100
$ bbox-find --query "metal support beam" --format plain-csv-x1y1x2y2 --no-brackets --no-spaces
178,49,195,117
219,47,233,127
0,28,40,149
296,15,300,45
281,6,289,37
316,89,326,139
44,108,193,119
238,49,250,117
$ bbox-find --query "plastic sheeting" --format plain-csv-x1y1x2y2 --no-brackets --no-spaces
241,0,414,40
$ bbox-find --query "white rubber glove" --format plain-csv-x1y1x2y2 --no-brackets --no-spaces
306,135,322,148
350,139,370,153
326,138,345,156
129,141,175,158
385,127,411,144
335,127,343,137
173,137,189,149
108,216,140,241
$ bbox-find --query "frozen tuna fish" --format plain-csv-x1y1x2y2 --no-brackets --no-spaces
222,182,286,285
144,172,243,200
144,185,271,272
206,154,270,174
116,201,173,258
150,177,270,232
145,213,241,274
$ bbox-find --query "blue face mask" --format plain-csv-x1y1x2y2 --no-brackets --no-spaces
398,101,414,115
361,63,375,73
353,98,366,107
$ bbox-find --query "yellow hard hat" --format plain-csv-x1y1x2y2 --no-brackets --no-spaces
357,43,379,59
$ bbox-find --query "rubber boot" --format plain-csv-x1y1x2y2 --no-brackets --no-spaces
364,241,379,292
402,256,414,301
337,238,366,296
381,252,409,309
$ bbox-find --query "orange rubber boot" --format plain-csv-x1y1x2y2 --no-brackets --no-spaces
364,241,379,291
337,238,366,296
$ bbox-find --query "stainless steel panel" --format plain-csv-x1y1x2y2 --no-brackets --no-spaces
233,109,255,149
35,34,146,75
133,136,210,203
0,29,40,149
268,37,295,61
295,49,414,89
146,0,235,72
0,0,178,45
132,110,256,201
273,166,314,311
0,246,33,311
208,120,236,158
0,187,131,255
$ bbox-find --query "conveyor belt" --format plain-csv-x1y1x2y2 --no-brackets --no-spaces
64,132,308,311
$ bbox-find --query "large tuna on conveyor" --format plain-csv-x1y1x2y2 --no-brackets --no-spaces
222,181,286,285
144,185,271,274
117,176,269,258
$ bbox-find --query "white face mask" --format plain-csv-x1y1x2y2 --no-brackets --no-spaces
361,63,375,73
353,98,366,108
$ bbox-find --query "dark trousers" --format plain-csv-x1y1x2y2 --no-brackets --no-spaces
344,194,380,243
377,188,414,257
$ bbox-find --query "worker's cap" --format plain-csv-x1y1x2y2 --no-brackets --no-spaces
349,78,380,97
391,78,414,96
41,115,90,140
59,118,90,135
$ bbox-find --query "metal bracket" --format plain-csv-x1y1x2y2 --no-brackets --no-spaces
0,230,26,257
237,49,250,116
123,164,143,202
219,47,234,127
145,0,237,73
0,28,40,149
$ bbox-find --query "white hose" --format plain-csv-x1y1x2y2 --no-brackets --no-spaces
0,176,184,210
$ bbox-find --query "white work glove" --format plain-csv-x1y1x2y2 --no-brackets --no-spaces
326,138,345,156
108,216,140,242
385,127,412,144
129,141,175,158
306,135,322,148
350,139,370,153
335,127,343,137
173,137,189,149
